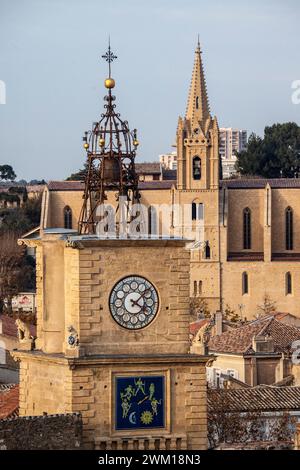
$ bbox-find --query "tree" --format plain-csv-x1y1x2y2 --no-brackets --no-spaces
224,304,240,323
208,389,296,449
256,293,277,317
0,195,41,236
0,165,16,181
66,163,88,181
0,232,25,313
190,296,211,319
236,122,300,178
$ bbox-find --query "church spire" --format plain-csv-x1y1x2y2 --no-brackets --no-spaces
185,40,210,125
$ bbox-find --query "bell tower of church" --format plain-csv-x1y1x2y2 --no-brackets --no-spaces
177,41,219,190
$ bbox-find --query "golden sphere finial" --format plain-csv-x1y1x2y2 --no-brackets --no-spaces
105,78,115,89
83,143,89,150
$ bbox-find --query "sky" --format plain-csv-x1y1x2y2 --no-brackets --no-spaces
0,0,299,181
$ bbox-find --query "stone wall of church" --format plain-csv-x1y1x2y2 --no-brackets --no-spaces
271,189,300,253
227,189,264,253
221,261,300,319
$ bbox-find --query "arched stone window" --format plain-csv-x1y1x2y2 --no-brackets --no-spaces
64,206,72,229
242,272,249,295
191,202,204,221
192,156,201,180
204,242,211,259
243,208,251,249
285,207,293,250
285,272,292,295
196,96,199,109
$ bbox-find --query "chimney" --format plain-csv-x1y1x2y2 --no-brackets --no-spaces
214,311,223,336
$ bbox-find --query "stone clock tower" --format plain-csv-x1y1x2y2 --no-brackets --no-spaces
14,46,211,450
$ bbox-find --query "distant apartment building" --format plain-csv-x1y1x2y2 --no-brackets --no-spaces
219,128,247,179
159,151,177,170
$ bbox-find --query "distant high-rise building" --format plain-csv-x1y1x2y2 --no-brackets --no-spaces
219,128,247,178
159,151,177,170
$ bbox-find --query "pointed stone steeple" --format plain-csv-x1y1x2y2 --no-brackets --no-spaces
185,40,210,126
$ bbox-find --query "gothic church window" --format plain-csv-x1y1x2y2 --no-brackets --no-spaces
285,207,293,250
242,272,249,295
243,208,251,249
204,242,211,259
192,156,201,180
64,206,72,229
196,96,199,109
285,272,292,295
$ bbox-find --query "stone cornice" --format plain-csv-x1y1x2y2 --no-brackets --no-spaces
12,350,214,368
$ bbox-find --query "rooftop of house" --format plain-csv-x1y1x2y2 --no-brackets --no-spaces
208,385,300,413
135,162,161,174
189,318,210,337
208,316,300,355
0,384,19,420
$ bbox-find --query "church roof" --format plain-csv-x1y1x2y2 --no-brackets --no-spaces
208,316,300,355
47,180,174,191
221,178,300,189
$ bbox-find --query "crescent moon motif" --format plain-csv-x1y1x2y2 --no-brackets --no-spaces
129,411,136,425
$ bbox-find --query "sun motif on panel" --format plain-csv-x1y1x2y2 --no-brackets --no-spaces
140,410,153,425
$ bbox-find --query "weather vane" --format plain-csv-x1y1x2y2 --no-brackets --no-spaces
101,38,117,78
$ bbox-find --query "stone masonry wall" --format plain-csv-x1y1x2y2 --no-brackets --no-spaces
0,413,82,450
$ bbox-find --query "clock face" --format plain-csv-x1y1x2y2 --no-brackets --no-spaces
109,275,159,329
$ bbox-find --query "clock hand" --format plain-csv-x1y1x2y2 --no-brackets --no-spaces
130,290,151,307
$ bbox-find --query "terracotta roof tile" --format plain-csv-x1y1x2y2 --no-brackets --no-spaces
48,180,175,191
136,163,161,174
0,384,19,420
48,181,84,191
208,317,300,355
208,386,300,413
189,319,210,336
221,178,300,189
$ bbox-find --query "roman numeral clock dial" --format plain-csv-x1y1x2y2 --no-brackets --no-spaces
109,276,159,329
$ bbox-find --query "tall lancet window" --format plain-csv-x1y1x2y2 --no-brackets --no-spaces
193,156,201,180
285,207,293,250
285,272,292,295
64,206,72,229
243,208,251,249
196,96,199,109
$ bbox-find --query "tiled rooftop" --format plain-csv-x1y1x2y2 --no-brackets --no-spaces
208,316,300,355
0,384,19,420
221,178,300,189
208,386,300,413
135,163,161,174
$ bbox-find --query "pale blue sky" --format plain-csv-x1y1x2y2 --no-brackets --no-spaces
0,0,299,180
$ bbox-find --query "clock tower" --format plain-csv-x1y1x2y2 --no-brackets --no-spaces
14,45,211,450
